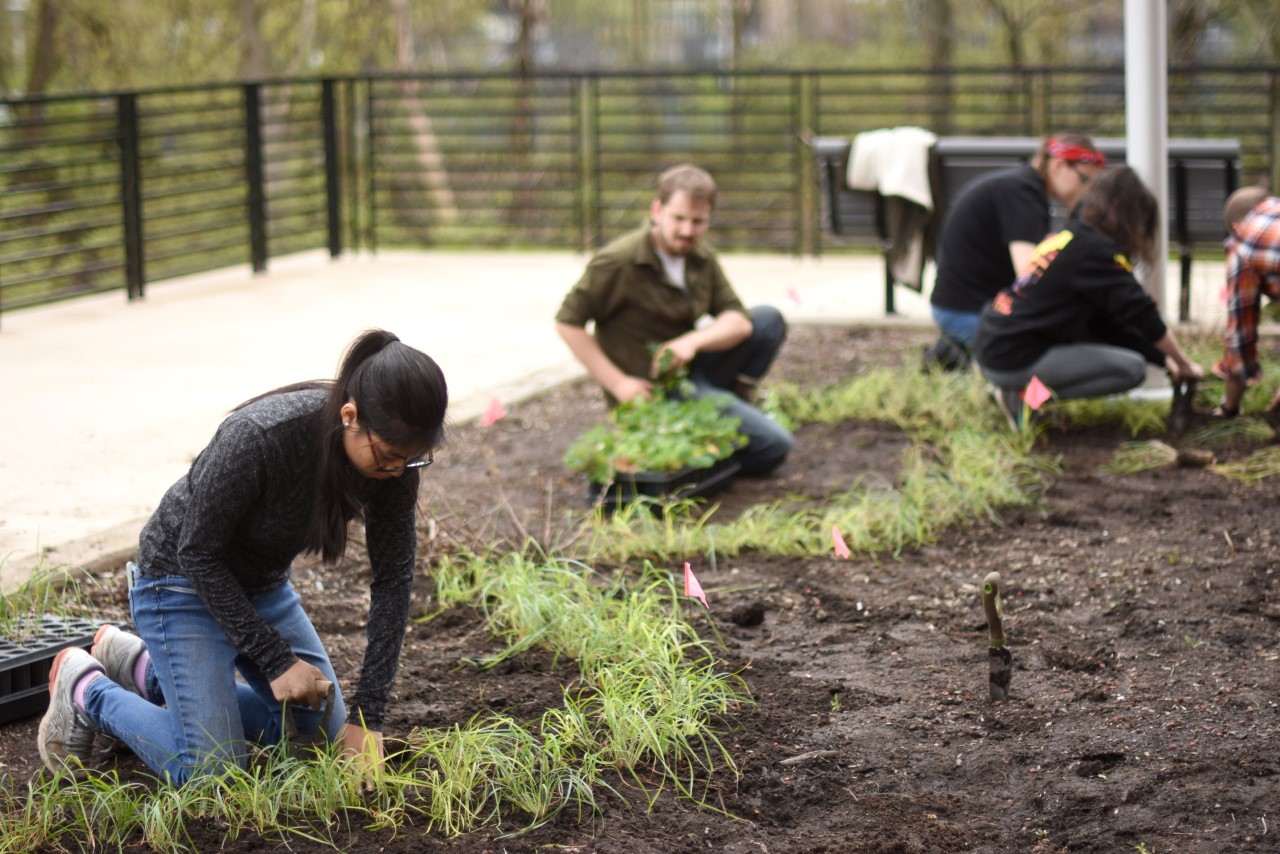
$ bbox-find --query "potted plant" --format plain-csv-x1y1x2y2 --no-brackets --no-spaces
564,366,748,510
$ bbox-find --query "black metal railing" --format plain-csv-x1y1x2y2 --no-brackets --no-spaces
2,65,1277,323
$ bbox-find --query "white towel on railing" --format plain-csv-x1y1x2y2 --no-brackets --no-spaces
846,126,938,211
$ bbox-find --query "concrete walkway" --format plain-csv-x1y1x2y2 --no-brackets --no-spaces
0,248,1228,590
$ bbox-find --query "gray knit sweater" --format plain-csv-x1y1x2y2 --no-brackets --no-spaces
137,387,417,730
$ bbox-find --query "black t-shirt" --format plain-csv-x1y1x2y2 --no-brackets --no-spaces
972,223,1168,371
931,165,1050,312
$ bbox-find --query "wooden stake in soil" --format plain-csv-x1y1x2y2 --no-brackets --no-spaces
982,571,1012,701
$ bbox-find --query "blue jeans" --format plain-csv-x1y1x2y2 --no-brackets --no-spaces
82,563,344,785
688,305,793,475
930,305,982,347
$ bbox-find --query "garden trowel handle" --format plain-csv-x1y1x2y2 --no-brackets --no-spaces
982,571,1005,648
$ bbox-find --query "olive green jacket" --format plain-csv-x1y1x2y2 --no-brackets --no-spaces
555,225,746,381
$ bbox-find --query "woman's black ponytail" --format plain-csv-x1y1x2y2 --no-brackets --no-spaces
306,329,448,562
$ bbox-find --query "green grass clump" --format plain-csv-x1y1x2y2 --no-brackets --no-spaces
1212,446,1280,483
1057,395,1169,437
1184,417,1277,447
1100,440,1179,474
0,559,91,640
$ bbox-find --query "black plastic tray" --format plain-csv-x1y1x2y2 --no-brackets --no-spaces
0,615,98,725
589,458,741,511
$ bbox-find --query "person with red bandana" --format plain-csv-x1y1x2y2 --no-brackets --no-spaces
925,134,1106,369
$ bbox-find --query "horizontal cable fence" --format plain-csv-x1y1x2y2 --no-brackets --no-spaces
1,65,1277,323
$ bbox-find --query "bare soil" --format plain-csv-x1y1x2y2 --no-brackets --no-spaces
2,324,1278,853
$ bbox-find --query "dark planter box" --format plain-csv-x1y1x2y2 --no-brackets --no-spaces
589,457,741,511
0,615,98,725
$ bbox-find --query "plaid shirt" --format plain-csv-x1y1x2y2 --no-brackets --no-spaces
1216,197,1280,383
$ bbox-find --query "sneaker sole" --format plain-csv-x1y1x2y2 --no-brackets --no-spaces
37,648,81,776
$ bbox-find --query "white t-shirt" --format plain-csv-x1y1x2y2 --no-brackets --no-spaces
655,246,687,292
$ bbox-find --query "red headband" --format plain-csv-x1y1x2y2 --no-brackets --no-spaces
1046,139,1106,166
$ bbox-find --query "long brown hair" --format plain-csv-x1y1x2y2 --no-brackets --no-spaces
1075,166,1159,267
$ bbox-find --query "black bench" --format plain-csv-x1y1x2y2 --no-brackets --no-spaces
814,135,1242,319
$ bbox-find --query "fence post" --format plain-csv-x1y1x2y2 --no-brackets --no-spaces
587,75,602,251
243,83,268,273
321,79,342,258
345,79,361,255
1271,71,1280,193
1030,69,1049,137
366,81,378,254
117,93,146,300
795,72,817,256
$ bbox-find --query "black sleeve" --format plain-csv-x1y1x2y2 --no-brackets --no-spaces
346,474,419,730
1073,249,1168,353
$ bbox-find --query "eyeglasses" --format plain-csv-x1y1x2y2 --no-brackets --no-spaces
366,432,434,473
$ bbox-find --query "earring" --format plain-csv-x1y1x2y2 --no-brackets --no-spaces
343,421,350,428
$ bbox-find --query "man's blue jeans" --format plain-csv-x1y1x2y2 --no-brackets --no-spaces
82,564,343,785
688,305,793,475
930,304,982,346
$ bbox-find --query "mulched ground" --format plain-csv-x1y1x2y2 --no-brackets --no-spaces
2,323,1277,854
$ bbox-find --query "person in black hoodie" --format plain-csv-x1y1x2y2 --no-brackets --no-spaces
973,166,1202,423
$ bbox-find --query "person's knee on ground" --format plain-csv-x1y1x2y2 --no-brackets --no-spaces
923,333,972,372
747,305,787,353
735,418,793,476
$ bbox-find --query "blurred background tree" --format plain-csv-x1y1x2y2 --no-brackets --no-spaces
0,0,1275,98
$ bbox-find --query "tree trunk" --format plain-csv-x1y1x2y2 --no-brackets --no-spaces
24,0,60,100
923,0,955,134
238,0,270,80
389,0,457,227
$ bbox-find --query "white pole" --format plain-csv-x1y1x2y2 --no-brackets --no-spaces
1124,0,1170,318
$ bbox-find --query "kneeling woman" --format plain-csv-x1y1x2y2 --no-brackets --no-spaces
40,329,447,784
973,166,1202,419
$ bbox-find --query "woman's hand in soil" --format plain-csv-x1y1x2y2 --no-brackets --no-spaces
1165,355,1203,383
270,659,329,708
338,722,385,784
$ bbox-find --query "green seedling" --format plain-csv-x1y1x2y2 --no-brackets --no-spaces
1212,447,1280,483
564,393,746,484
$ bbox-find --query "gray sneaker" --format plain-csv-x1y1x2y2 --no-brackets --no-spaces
92,624,146,696
38,647,103,778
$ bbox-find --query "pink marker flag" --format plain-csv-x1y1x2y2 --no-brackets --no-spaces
832,525,851,559
684,561,709,609
480,395,506,427
787,286,803,306
1020,375,1052,411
